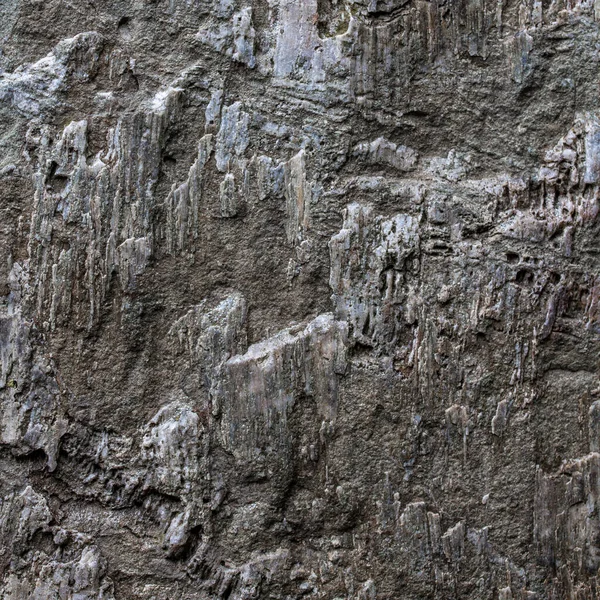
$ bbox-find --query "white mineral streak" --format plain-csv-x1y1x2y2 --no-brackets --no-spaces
163,508,192,557
535,453,600,577
2,544,115,599
141,401,200,496
232,8,256,68
27,85,182,329
205,88,223,130
353,138,419,172
0,32,103,116
284,150,311,245
220,172,238,217
169,292,248,381
117,236,151,290
273,0,320,79
166,134,213,254
329,202,420,350
150,85,184,113
5,486,52,550
590,401,600,452
499,114,600,247
215,101,250,173
442,521,465,563
0,487,114,598
272,0,350,98
213,314,348,453
491,399,510,436
195,1,256,68
0,299,67,471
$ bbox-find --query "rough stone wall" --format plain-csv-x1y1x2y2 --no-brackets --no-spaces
0,0,600,598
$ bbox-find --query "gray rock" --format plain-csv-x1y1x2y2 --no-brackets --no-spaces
1,0,600,597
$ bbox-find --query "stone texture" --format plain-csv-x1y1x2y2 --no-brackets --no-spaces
1,0,600,598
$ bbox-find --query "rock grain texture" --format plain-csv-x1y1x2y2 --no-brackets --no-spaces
1,0,600,598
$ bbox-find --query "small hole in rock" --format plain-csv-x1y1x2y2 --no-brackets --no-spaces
117,16,133,41
549,272,560,285
516,269,534,285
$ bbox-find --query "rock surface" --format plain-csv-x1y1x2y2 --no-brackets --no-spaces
0,0,600,597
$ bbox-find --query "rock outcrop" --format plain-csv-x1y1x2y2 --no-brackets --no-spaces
1,0,600,597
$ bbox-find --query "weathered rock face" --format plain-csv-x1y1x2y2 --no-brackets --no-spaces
1,0,600,597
